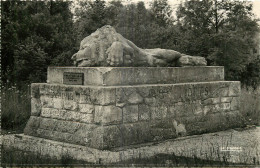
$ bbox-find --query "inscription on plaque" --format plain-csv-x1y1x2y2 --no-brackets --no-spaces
63,72,84,85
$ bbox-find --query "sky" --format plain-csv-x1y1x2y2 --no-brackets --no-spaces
116,0,260,20
252,0,260,18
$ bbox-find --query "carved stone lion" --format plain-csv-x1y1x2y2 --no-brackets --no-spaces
72,25,206,67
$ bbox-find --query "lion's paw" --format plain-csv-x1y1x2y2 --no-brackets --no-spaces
106,42,124,66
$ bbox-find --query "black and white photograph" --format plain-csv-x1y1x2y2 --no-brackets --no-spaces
1,0,260,167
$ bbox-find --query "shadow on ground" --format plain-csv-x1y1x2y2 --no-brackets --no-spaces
2,148,255,167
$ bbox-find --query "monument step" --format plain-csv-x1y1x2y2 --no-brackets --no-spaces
47,66,224,86
3,127,260,165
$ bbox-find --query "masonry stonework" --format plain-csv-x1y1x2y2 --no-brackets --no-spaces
24,67,243,150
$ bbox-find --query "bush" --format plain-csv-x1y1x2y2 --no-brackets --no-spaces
1,84,31,132
240,86,260,125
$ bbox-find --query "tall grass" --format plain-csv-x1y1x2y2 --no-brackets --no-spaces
1,84,31,132
1,149,88,166
1,148,234,166
240,86,260,126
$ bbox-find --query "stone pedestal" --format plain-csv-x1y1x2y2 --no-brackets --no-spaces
23,66,242,150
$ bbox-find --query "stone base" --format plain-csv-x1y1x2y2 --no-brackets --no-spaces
47,66,224,86
3,127,260,165
26,81,242,150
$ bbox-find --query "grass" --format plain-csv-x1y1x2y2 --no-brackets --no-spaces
240,87,260,126
1,148,89,166
1,148,241,167
1,84,31,133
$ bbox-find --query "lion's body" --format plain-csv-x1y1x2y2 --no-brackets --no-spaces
72,25,206,67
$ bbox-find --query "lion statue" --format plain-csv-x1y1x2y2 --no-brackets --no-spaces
72,25,206,67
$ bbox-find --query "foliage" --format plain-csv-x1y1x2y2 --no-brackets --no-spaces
150,0,173,26
1,84,31,131
1,1,76,87
115,2,154,48
73,0,109,44
240,87,260,125
241,59,260,89
176,0,260,85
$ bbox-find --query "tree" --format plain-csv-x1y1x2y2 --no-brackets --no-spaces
114,2,154,48
105,0,123,26
1,1,24,85
73,0,108,43
1,1,76,87
176,0,260,86
150,0,173,27
241,59,260,89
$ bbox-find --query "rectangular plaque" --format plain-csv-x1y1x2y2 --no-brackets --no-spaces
63,72,84,85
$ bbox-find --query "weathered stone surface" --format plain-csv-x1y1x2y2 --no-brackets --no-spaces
127,92,143,104
230,97,240,110
98,123,153,149
78,104,94,113
23,116,41,135
94,105,122,125
40,96,54,108
229,82,241,96
93,88,116,105
202,97,220,104
123,105,139,123
65,111,80,121
102,125,123,149
202,103,231,114
24,111,244,150
150,106,167,120
33,83,116,106
63,100,78,110
47,66,224,86
25,80,242,149
31,97,41,116
81,113,94,123
89,126,104,149
41,108,94,123
138,104,151,121
53,98,64,109
177,55,207,66
114,81,240,107
221,97,233,103
41,108,58,118
172,119,187,136
3,127,259,164
71,25,206,67
24,116,98,147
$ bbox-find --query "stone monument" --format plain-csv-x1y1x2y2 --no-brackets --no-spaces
71,25,207,67
3,25,244,163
